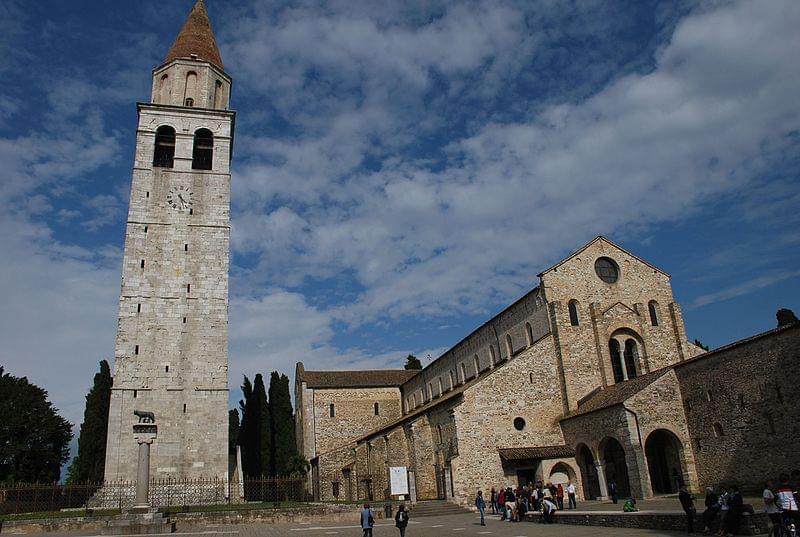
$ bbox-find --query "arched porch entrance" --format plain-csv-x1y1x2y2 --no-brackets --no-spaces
576,443,600,500
645,429,685,494
549,462,577,486
601,437,631,498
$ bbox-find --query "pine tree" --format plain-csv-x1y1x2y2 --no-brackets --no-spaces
777,308,799,327
67,360,113,483
269,372,298,476
404,354,422,370
0,366,72,482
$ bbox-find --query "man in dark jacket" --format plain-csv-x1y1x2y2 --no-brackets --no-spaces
679,485,696,534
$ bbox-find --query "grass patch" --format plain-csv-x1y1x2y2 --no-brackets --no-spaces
0,509,120,523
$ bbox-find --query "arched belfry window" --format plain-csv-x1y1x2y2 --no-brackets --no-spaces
609,340,624,383
648,300,659,326
623,339,639,379
184,71,197,107
192,128,213,170
568,300,579,326
153,126,176,168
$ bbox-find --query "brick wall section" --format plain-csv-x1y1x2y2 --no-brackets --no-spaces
675,323,800,492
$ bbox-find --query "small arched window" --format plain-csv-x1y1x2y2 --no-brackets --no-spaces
192,128,213,170
525,322,533,345
648,300,659,326
609,339,624,383
449,370,455,390
374,402,380,416
329,403,335,418
489,345,497,366
712,422,724,437
153,126,176,168
437,378,443,397
505,334,514,357
623,339,639,379
160,73,170,103
214,79,224,108
568,300,579,326
459,363,466,384
184,71,197,106
473,355,480,376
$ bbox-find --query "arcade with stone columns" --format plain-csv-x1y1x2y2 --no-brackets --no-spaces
296,236,800,507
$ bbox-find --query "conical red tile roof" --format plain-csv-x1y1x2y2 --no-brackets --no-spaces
165,0,224,70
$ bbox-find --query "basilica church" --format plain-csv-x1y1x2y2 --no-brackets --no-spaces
104,1,799,508
295,236,800,506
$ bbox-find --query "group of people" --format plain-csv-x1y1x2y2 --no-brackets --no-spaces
677,471,799,536
478,481,578,524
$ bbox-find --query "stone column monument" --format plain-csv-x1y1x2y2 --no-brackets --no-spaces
132,410,157,511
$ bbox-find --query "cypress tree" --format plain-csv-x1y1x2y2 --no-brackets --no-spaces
228,408,240,455
268,372,298,476
67,360,113,483
240,374,272,477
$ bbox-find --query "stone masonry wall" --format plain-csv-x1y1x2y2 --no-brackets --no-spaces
542,238,695,411
312,387,403,457
105,90,233,481
675,323,800,493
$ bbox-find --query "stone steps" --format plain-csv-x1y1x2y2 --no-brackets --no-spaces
409,500,472,518
102,510,176,535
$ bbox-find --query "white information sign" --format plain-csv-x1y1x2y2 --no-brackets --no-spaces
390,466,409,496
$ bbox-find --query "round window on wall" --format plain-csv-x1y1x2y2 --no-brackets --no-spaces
513,417,526,431
595,257,620,284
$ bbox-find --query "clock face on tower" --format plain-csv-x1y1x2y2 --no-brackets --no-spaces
166,185,194,211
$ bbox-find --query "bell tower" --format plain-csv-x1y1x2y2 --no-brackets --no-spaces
104,0,234,482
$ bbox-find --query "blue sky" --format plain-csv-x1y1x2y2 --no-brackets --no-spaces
1,0,799,444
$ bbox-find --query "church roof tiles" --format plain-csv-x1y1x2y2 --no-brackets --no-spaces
165,0,224,71
300,369,419,389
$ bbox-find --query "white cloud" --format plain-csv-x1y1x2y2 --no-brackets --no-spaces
228,0,800,326
690,270,800,309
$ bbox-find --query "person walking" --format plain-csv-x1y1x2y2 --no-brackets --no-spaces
556,483,565,511
776,474,799,535
476,490,487,526
361,504,374,537
609,480,618,504
566,481,577,510
498,488,506,520
490,487,497,514
724,485,743,537
395,505,409,537
716,487,729,537
679,484,696,534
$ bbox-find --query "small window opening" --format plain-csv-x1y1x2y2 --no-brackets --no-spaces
144,226,148,233
153,126,176,168
329,403,335,417
137,303,141,313
187,283,191,293
766,413,775,434
529,372,534,384
183,403,187,413
165,365,169,372
568,300,579,326
184,244,188,252
712,422,724,437
738,394,746,408
189,208,193,215
374,402,379,416
140,259,145,268
183,317,187,324
192,128,214,170
133,390,137,399
134,344,139,355
513,417,526,431
146,191,150,198
332,482,340,498
184,97,194,107
648,300,659,326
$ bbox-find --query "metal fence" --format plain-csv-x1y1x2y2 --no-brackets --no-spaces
0,477,310,515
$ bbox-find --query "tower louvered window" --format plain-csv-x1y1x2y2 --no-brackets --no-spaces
192,128,213,170
153,126,176,168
